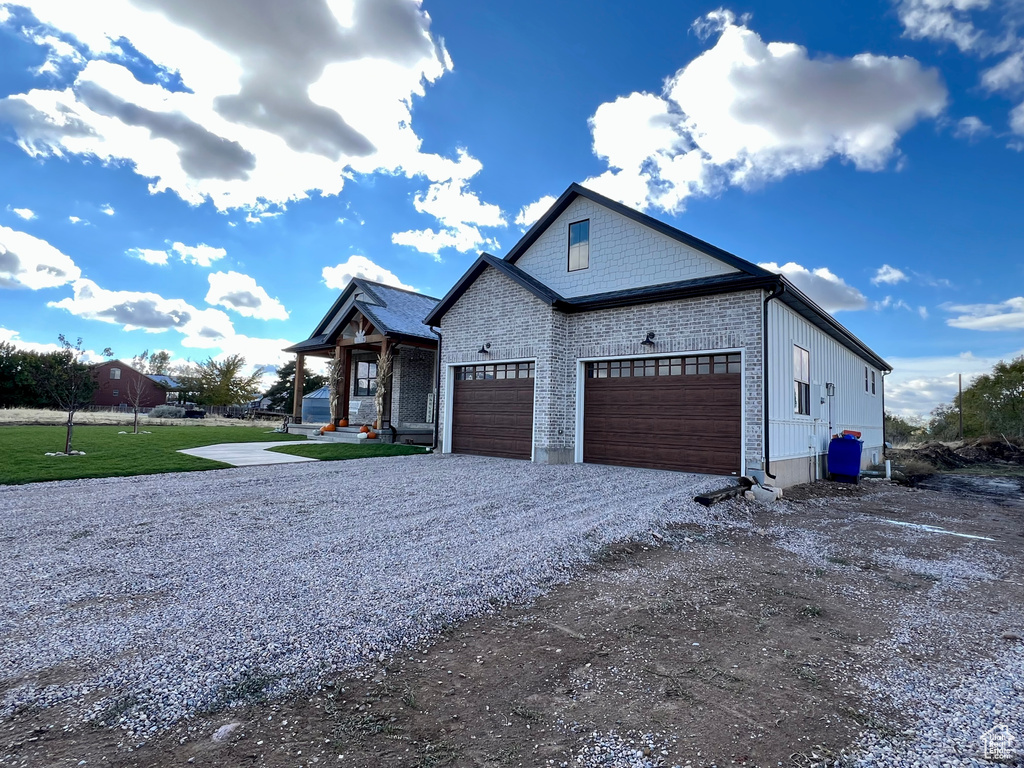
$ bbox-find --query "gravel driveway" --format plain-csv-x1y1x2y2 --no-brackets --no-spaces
0,454,724,737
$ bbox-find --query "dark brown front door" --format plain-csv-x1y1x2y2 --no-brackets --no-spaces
583,354,742,475
452,362,535,459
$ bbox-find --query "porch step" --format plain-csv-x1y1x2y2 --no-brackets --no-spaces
307,431,381,444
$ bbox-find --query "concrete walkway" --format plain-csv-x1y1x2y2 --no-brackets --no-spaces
178,441,317,467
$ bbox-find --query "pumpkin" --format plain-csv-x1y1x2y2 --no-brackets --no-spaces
338,418,349,428
359,425,370,434
372,419,379,429
322,423,336,432
367,431,378,439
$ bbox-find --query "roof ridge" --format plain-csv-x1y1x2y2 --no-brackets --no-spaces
355,277,441,302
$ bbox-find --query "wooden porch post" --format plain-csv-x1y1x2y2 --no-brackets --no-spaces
292,353,305,423
341,346,351,425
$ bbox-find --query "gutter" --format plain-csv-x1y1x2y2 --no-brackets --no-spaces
431,326,443,450
762,281,785,480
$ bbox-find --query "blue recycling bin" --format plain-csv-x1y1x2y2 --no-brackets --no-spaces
828,434,863,483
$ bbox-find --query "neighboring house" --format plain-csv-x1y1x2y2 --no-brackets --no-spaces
91,361,180,408
284,279,439,444
424,183,891,487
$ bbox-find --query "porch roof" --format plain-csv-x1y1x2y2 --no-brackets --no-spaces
284,279,440,354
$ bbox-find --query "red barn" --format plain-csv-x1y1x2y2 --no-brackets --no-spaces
90,361,178,408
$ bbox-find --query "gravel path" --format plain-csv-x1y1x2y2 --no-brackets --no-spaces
0,454,723,738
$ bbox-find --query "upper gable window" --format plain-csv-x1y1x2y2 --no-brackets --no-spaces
567,220,589,272
110,367,121,380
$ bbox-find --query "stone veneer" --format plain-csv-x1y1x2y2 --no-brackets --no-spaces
439,264,766,472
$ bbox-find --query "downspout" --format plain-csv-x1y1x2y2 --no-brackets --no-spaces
431,326,443,450
762,282,785,480
881,369,888,452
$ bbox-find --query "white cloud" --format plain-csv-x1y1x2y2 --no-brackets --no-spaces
392,170,505,258
205,270,288,321
128,247,169,265
945,296,1024,330
885,348,1019,417
10,207,36,220
759,261,868,312
895,0,1024,136
0,225,81,289
0,0,480,216
895,0,989,52
68,215,86,224
322,254,415,291
0,325,106,361
580,10,947,212
919,305,930,319
953,115,991,139
872,264,909,285
515,195,557,228
100,203,115,215
171,241,225,267
48,278,236,346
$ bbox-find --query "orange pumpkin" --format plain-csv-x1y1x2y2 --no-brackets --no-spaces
367,431,378,439
321,423,336,433
372,419,379,429
359,425,370,434
338,418,349,428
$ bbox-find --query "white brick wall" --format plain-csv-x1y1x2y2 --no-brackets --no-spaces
440,263,766,470
513,196,737,298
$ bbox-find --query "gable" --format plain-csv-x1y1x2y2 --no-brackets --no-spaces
512,195,739,298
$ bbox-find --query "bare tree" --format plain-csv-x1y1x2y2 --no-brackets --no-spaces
124,373,148,434
37,335,111,454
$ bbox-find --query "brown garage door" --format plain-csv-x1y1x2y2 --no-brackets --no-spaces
452,361,535,459
583,353,741,475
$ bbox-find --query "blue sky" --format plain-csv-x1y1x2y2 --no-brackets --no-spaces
0,0,1022,418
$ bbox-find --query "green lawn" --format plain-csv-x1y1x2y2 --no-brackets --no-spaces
0,425,305,485
268,443,428,460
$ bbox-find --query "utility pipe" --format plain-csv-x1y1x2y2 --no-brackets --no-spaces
762,282,785,480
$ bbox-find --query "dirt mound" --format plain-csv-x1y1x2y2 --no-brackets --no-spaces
955,436,1024,465
909,442,974,470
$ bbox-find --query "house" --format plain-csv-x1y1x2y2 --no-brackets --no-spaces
423,183,891,487
90,361,180,409
284,279,439,444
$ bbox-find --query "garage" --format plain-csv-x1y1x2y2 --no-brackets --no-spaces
451,361,535,459
583,353,742,475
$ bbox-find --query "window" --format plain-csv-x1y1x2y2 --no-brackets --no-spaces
112,389,119,397
110,367,121,380
456,362,534,380
794,345,810,415
586,354,740,378
865,366,869,393
871,369,876,395
568,219,589,271
354,361,377,396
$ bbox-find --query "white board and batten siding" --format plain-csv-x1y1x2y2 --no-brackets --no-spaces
767,301,884,462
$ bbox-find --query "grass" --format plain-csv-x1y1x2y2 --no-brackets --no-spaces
268,443,427,460
0,424,304,485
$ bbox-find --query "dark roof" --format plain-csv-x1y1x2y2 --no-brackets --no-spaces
285,278,439,353
423,253,562,326
503,183,774,279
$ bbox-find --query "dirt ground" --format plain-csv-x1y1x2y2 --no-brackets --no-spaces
3,472,1023,768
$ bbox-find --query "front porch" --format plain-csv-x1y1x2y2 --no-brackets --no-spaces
282,279,440,445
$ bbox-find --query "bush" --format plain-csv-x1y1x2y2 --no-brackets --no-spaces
148,405,186,419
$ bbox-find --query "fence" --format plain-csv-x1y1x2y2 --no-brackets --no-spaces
82,404,286,419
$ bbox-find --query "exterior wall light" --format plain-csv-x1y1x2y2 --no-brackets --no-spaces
478,343,491,354
641,331,656,347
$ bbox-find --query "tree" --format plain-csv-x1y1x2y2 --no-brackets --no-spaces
0,343,52,408
264,360,327,414
176,354,264,406
374,346,393,429
124,374,148,434
35,335,111,454
884,411,921,445
131,349,172,375
928,356,1024,439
